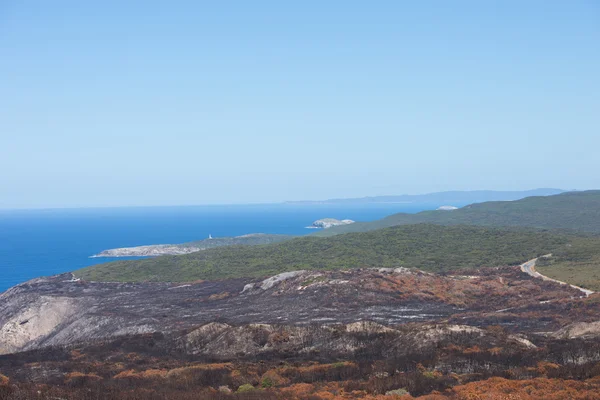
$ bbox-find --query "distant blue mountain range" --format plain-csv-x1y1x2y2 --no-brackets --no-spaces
286,188,567,205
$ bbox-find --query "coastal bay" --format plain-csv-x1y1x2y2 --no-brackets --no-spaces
0,203,434,292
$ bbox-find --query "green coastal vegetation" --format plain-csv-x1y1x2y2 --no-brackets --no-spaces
75,191,600,290
76,224,575,282
314,190,600,237
535,236,600,291
179,234,292,248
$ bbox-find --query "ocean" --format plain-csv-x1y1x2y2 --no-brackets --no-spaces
0,203,441,293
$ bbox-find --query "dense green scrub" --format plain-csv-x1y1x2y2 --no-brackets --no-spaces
75,224,574,282
315,191,600,237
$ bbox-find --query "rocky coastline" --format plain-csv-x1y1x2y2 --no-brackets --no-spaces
91,233,292,257
307,218,355,229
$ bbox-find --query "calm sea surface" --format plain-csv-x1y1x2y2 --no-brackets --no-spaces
0,203,443,292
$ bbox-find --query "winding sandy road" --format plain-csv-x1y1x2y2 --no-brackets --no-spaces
520,255,594,297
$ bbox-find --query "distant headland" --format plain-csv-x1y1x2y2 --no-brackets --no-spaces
286,188,566,206
91,233,292,258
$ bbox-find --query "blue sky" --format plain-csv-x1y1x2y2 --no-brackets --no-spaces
1,1,599,208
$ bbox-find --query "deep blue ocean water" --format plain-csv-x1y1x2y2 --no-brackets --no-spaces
0,203,442,292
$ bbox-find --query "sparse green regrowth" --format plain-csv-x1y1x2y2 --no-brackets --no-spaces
261,377,274,388
236,384,256,393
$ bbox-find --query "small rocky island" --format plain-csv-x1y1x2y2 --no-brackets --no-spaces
437,205,458,211
307,218,355,229
91,233,292,257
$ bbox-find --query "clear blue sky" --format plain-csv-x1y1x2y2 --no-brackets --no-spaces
1,1,599,208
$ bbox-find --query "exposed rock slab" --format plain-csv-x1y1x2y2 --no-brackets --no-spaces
0,267,587,355
552,321,600,339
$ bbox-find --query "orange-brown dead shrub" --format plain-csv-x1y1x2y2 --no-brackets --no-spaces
64,371,102,386
279,383,316,398
450,376,600,400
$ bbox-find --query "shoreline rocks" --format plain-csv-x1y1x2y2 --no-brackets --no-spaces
307,218,355,229
91,233,292,258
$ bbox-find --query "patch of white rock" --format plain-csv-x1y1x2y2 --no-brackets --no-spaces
436,205,458,211
307,218,355,229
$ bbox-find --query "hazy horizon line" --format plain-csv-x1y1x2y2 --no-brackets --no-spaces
0,187,576,212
